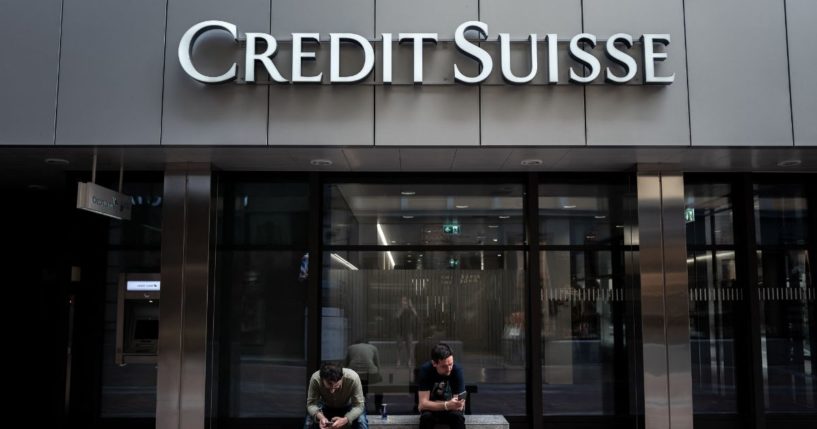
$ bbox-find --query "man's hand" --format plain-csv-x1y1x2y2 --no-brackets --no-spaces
318,417,330,429
448,397,466,412
330,416,349,428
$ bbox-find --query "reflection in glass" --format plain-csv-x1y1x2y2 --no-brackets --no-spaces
685,184,734,246
754,184,808,246
325,183,525,246
323,251,527,415
757,250,816,412
540,251,630,415
539,183,632,246
685,183,740,414
214,180,310,418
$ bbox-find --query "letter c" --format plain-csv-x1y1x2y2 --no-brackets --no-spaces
178,20,238,84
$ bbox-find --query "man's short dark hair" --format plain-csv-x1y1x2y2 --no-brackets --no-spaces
430,343,453,362
319,362,344,382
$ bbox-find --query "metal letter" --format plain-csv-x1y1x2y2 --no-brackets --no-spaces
641,34,674,85
569,33,600,84
178,20,237,84
329,33,375,83
453,21,492,84
605,33,637,84
547,34,559,84
499,33,538,84
382,33,393,84
292,33,322,83
244,33,287,83
398,33,438,84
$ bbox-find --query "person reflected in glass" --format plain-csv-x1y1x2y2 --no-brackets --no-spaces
396,296,418,368
305,362,368,429
416,343,465,429
345,338,383,414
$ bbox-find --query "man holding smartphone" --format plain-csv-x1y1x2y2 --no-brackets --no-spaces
416,343,465,429
305,362,368,429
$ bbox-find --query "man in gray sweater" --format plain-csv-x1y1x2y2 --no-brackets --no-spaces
305,362,368,429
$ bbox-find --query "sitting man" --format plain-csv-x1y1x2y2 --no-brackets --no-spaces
305,362,368,429
416,343,466,429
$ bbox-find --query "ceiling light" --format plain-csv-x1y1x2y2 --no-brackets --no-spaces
594,215,606,219
777,159,801,167
488,225,499,228
498,215,510,219
27,184,47,191
615,225,625,229
44,158,70,165
401,191,416,196
520,159,543,166
492,238,499,242
562,205,576,209
309,159,333,166
402,215,414,219
455,205,469,209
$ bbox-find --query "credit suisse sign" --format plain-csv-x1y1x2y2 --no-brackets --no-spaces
179,20,674,86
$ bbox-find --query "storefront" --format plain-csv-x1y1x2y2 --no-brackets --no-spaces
1,2,815,429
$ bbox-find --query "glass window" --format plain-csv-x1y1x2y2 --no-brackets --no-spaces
754,183,815,413
325,183,525,246
685,183,740,414
323,250,527,416
214,180,310,418
539,181,639,416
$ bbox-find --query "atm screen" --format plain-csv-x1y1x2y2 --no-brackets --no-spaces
134,319,159,340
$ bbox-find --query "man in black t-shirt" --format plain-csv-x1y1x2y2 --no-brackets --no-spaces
416,343,465,429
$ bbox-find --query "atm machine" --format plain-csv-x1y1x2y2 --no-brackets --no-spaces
115,273,160,365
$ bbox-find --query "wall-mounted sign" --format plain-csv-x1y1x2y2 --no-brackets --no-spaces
442,224,461,235
127,280,161,292
684,208,695,223
77,182,133,220
179,20,674,86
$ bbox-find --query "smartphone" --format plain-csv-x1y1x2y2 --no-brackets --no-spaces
457,391,467,401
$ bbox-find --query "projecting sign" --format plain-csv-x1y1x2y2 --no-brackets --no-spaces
179,20,674,86
77,182,133,220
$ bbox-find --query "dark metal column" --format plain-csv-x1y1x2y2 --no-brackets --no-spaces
525,173,543,429
636,166,693,429
157,163,213,429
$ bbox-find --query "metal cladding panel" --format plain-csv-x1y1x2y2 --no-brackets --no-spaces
788,0,817,146
375,0,477,38
480,0,582,37
481,86,585,146
162,0,269,146
269,85,374,146
0,1,61,145
374,86,479,146
56,0,165,146
270,0,374,41
584,0,690,146
686,0,793,146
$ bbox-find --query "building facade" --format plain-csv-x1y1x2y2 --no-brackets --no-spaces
1,1,816,429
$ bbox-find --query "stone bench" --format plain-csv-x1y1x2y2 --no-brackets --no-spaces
369,415,508,429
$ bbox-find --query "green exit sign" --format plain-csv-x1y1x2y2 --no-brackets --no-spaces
448,258,460,268
685,208,695,223
442,224,461,235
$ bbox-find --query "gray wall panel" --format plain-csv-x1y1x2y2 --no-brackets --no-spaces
481,86,585,146
788,0,817,146
585,0,690,146
269,86,373,146
375,0,477,38
480,0,581,37
56,0,165,146
0,1,62,145
162,0,269,146
686,0,793,146
271,0,374,40
375,86,479,146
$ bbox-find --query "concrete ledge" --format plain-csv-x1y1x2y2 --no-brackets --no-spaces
369,415,508,429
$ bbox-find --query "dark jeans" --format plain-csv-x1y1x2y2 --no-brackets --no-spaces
419,411,465,429
304,405,368,429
